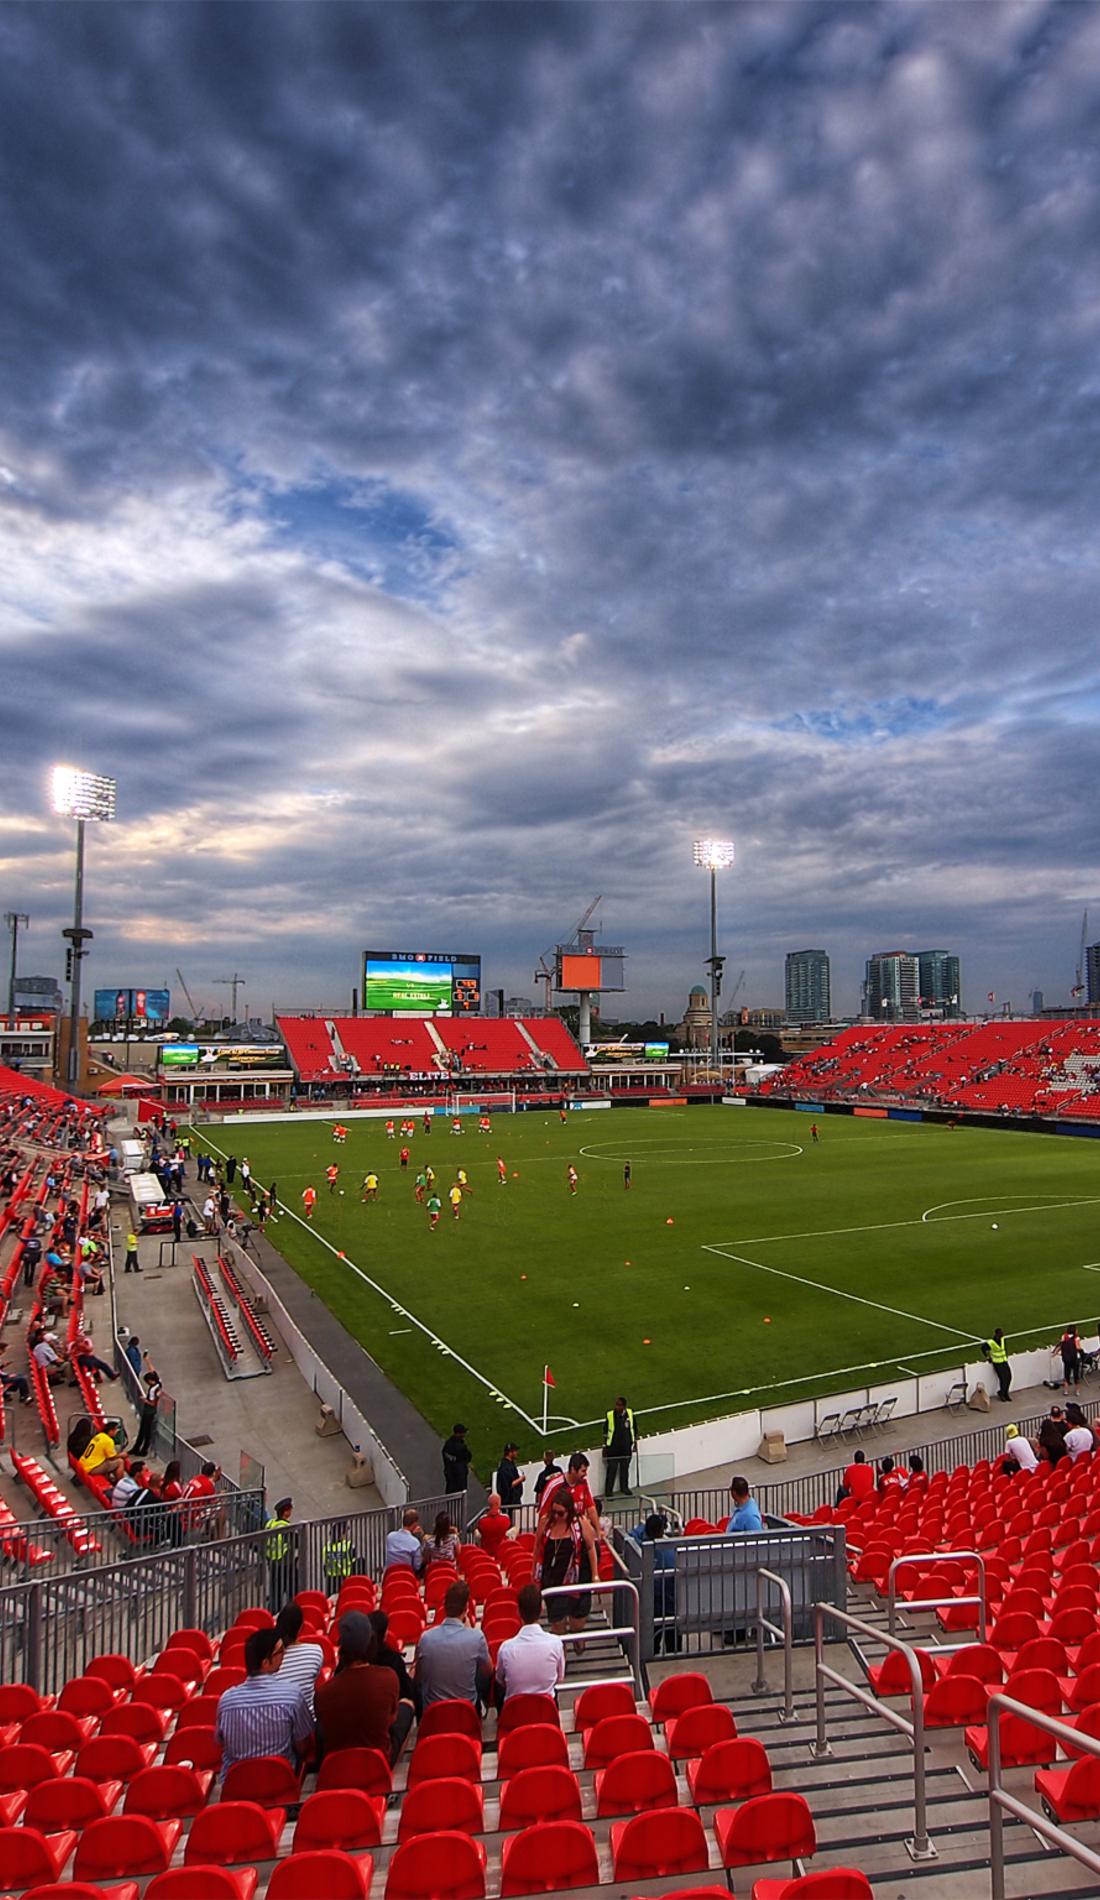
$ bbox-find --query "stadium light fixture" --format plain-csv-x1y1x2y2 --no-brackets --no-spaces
693,838,734,1081
51,765,117,1088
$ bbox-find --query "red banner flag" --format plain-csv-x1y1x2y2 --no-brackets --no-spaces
543,1366,556,1388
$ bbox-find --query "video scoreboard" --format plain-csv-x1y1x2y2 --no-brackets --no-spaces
362,951,481,1016
93,987,171,1026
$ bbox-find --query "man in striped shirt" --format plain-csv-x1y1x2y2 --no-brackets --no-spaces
215,1627,314,1776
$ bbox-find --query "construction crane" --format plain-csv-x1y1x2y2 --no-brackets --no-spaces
174,968,208,1024
533,955,554,1014
214,972,247,1023
1073,910,1089,999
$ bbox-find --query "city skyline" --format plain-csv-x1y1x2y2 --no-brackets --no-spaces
3,4,1100,1020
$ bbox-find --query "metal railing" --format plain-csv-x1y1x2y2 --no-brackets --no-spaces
541,1576,642,1696
621,1522,846,1661
0,1489,464,1692
886,1549,986,1642
752,1566,794,1721
988,1693,1100,1900
811,1602,937,1864
0,1486,266,1578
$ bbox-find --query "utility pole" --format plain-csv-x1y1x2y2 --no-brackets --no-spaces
4,913,28,1020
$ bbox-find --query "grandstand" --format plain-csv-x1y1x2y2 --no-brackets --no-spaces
275,1016,586,1093
757,1017,1100,1119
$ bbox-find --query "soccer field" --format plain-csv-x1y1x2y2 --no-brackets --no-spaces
194,1107,1100,1472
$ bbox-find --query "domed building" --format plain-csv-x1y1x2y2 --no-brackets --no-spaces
680,983,711,1051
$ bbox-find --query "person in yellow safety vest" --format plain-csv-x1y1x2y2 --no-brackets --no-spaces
604,1396,636,1496
322,1520,357,1594
983,1329,1012,1402
264,1497,295,1609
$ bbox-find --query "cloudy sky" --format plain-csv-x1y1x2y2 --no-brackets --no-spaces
3,0,1100,1023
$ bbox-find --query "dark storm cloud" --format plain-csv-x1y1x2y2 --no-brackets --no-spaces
2,0,1100,1014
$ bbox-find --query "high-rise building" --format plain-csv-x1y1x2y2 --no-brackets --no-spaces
1087,944,1100,1006
1030,989,1044,1017
785,950,831,1023
863,951,920,1021
917,950,961,1018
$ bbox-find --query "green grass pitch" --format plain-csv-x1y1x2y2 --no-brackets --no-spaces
194,1106,1100,1475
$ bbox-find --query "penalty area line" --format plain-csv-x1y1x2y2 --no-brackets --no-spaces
200,1134,541,1433
702,1243,982,1345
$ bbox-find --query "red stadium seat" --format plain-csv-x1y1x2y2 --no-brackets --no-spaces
19,1709,95,1752
867,1649,936,1696
666,1702,739,1759
499,1765,584,1830
649,1673,713,1722
496,1694,560,1737
163,1728,223,1772
123,1764,213,1820
0,1685,47,1725
233,1608,275,1630
172,1695,221,1734
146,1872,259,1900
23,1774,123,1830
73,1814,182,1879
57,1675,120,1720
221,1755,303,1807
497,1724,570,1780
611,1807,710,1880
965,1710,1059,1771
751,1874,873,1900
572,1682,636,1731
687,1737,773,1804
416,1700,482,1744
398,1776,485,1841
316,1747,393,1795
499,1820,600,1896
268,1851,373,1900
921,1674,989,1728
152,1651,207,1692
406,1734,482,1787
595,1750,678,1818
75,1735,158,1782
1036,1755,1100,1822
130,1675,190,1716
0,1743,72,1792
385,1830,487,1900
99,1703,168,1746
716,1793,817,1867
0,1824,77,1886
583,1712,653,1769
18,1884,140,1900
165,1627,215,1662
204,1667,246,1698
185,1800,285,1866
931,1644,1003,1686
294,1789,385,1853
85,1655,139,1694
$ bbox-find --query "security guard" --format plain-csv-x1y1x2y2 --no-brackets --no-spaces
604,1396,636,1496
264,1496,296,1609
322,1519,357,1595
983,1329,1012,1402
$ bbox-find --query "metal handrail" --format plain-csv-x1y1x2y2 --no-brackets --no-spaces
988,1693,1100,1900
812,1601,937,1863
887,1548,986,1641
539,1577,642,1694
753,1566,794,1721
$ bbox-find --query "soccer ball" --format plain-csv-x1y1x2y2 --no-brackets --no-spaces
340,1190,345,1196
991,1223,998,1230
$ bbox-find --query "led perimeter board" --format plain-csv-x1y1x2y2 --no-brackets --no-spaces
362,951,481,1016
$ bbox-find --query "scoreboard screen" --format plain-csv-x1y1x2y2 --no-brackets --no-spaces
362,951,481,1015
93,987,171,1026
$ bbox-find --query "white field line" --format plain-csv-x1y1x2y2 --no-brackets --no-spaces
920,1194,1098,1223
578,1139,803,1165
709,1195,1100,1250
702,1244,980,1344
200,1134,541,1432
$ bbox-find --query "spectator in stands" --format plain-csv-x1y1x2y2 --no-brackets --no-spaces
836,1447,875,1506
385,1506,426,1573
69,1327,119,1386
1003,1423,1039,1473
182,1459,224,1537
79,1425,125,1483
725,1476,764,1533
441,1422,472,1494
0,1342,31,1405
423,1509,460,1568
111,1464,145,1509
1064,1403,1096,1461
215,1626,314,1778
32,1330,66,1384
20,1231,41,1288
877,1455,904,1493
317,1611,411,1765
538,1452,601,1537
130,1371,163,1459
202,1194,217,1236
414,1578,491,1709
1040,1407,1069,1466
495,1582,565,1704
633,1512,679,1654
369,1608,421,1718
478,1492,512,1557
533,1446,564,1505
534,1487,599,1635
907,1453,926,1484
495,1441,524,1517
274,1602,324,1716
1059,1325,1082,1396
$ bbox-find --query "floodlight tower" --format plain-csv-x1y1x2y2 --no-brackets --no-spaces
4,913,28,1021
693,838,734,1081
52,766,117,1088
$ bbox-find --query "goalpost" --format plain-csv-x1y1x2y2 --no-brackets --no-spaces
446,1089,518,1116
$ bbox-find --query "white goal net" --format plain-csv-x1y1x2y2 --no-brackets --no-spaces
446,1090,518,1116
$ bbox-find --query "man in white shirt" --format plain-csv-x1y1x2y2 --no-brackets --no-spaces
1003,1423,1038,1471
495,1583,565,1704
385,1507,426,1573
1064,1406,1095,1462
